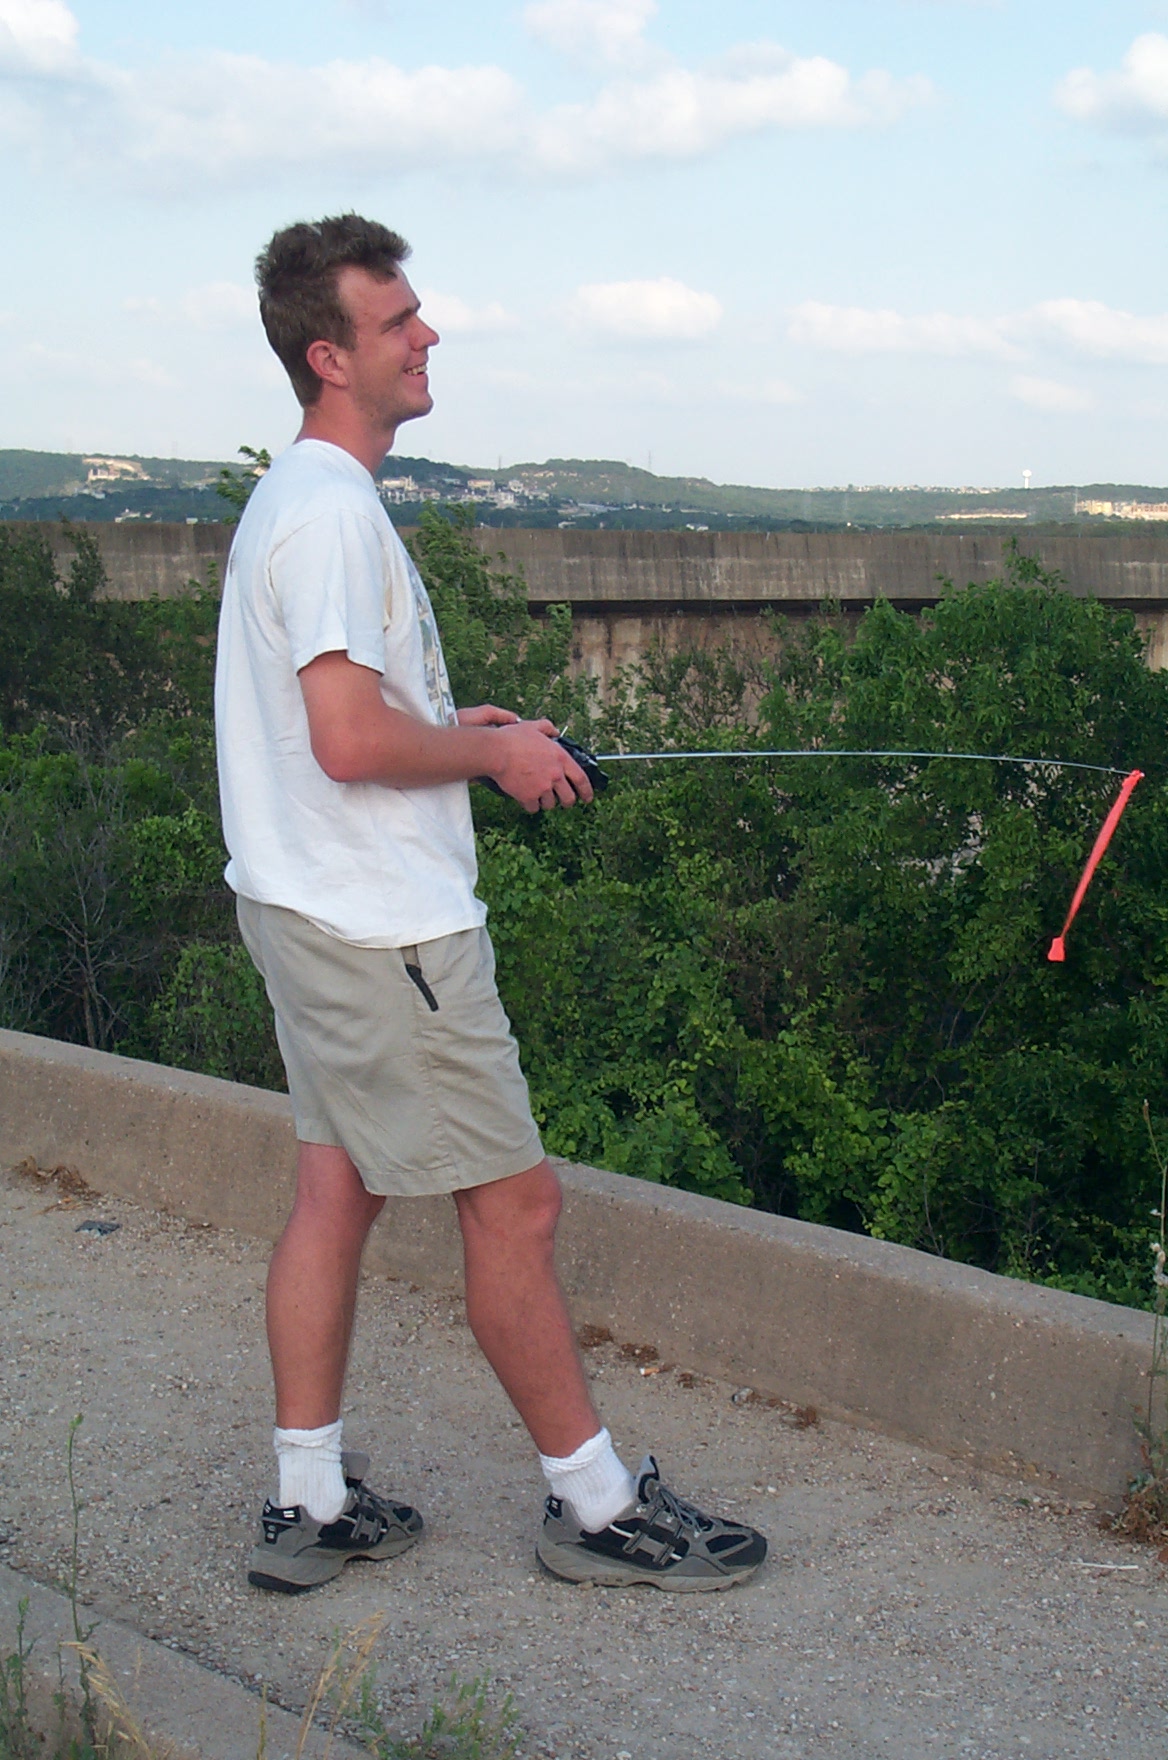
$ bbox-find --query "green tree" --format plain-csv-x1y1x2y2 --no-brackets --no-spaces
0,523,218,746
475,551,1168,1298
215,444,272,519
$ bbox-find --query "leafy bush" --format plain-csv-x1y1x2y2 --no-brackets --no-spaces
477,547,1168,1303
0,523,219,743
0,531,238,1059
3,514,1167,1306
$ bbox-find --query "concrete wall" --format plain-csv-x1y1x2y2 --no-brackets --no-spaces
484,525,1168,607
43,519,232,599
0,1028,1154,1500
29,520,1168,690
485,527,1168,688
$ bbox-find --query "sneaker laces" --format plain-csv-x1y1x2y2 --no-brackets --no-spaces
638,1468,714,1534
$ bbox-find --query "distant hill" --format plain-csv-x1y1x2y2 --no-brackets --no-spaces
0,449,228,500
3,448,1168,531
500,460,1168,528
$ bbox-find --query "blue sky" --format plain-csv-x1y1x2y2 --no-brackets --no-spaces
3,0,1168,486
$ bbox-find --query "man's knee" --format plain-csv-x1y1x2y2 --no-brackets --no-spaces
456,1158,563,1248
291,1142,385,1232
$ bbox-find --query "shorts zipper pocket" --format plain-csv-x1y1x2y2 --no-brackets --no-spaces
403,951,440,1012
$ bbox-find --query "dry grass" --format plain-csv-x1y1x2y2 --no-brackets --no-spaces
1104,1474,1168,1552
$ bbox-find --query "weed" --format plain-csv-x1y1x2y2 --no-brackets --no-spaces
295,1619,521,1760
7,1611,523,1760
63,1417,100,1750
73,1648,176,1759
351,1669,520,1760
390,1676,520,1760
0,1433,524,1760
0,1598,37,1760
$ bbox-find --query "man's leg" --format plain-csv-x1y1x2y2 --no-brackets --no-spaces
247,1140,424,1590
267,1140,385,1428
454,1157,595,1456
457,1159,768,1590
455,1157,637,1533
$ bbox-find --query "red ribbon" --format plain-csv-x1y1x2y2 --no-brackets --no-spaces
1048,769,1144,962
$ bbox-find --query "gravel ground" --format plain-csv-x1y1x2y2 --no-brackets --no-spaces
1,1160,1166,1760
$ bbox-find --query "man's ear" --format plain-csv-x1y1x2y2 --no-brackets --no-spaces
304,338,349,392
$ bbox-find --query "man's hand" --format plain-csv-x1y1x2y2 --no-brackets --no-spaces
485,719,593,813
456,704,520,729
456,704,592,812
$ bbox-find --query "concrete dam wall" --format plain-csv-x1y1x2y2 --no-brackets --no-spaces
28,519,1168,687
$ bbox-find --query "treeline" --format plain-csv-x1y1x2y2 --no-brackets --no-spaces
3,513,1167,1309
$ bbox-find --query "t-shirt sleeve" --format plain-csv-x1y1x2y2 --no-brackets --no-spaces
269,508,388,675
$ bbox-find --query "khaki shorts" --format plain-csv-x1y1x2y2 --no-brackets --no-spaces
236,897,544,1198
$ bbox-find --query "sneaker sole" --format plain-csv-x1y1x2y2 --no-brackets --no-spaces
248,1528,421,1594
535,1534,761,1593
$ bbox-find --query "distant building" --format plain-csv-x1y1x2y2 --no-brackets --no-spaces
379,476,419,504
84,456,147,484
1075,498,1168,521
938,510,1028,522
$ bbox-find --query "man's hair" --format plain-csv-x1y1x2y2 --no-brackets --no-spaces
255,214,411,407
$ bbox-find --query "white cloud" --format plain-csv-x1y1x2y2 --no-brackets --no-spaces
118,54,526,185
1008,375,1092,414
1057,32,1168,132
0,0,78,74
787,296,1168,369
15,340,178,388
787,300,1015,357
127,282,256,329
181,282,256,328
535,58,930,172
0,1,932,190
1027,298,1168,364
417,290,515,334
524,0,658,68
568,277,723,341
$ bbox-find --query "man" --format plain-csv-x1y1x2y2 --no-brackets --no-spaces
215,213,766,1595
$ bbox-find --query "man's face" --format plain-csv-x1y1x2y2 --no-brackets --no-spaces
331,265,439,432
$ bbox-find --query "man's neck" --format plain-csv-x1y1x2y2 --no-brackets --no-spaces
296,405,396,478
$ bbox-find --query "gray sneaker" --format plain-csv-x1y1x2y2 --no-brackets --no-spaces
536,1454,766,1593
248,1450,422,1594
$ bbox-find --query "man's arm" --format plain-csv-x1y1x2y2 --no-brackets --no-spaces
298,650,592,813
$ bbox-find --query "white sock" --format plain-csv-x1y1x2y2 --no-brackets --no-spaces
274,1419,347,1523
539,1427,636,1533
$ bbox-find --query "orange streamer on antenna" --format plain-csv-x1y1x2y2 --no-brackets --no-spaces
1048,769,1144,962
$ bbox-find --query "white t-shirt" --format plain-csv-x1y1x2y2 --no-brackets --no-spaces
215,438,487,947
